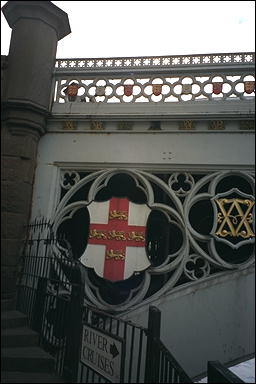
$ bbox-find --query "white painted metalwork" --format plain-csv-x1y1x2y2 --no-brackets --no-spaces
53,73,255,104
50,168,255,312
55,53,255,72
51,52,255,110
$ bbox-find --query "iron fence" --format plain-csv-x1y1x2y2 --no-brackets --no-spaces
16,218,194,383
78,305,148,383
16,218,74,376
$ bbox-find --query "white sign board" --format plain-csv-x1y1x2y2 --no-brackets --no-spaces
80,324,124,383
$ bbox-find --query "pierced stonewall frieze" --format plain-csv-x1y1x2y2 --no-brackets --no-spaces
53,59,255,105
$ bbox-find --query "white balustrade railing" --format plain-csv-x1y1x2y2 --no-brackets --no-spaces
52,52,255,106
55,52,255,72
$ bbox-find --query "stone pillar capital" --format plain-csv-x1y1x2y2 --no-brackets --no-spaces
2,1,71,41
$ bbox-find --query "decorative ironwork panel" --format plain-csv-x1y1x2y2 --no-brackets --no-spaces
46,168,255,312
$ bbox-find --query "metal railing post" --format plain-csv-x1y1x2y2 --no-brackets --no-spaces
32,276,48,332
63,278,83,382
145,306,161,383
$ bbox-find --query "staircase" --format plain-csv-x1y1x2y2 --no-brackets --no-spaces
1,310,66,383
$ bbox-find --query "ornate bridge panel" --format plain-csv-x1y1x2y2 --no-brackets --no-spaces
48,168,255,312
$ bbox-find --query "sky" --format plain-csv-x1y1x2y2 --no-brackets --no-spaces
1,1,255,59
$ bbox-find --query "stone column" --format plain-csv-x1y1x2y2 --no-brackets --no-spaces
1,1,71,310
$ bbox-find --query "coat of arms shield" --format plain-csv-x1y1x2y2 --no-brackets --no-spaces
79,197,151,281
64,82,79,101
182,84,192,95
95,86,106,96
152,84,162,96
212,82,223,95
64,82,79,97
124,84,134,97
244,81,255,94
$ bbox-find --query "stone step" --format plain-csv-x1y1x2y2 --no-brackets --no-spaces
2,327,39,348
1,311,28,330
1,371,67,383
1,347,55,372
1,298,17,312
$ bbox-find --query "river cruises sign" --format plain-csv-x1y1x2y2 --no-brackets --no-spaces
80,325,124,382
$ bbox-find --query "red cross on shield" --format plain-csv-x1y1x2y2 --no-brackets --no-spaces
79,198,151,281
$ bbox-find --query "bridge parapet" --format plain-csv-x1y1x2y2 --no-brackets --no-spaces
51,52,255,119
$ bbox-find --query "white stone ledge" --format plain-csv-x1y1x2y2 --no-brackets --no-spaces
51,99,255,120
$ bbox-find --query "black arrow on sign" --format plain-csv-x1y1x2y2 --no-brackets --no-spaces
110,342,119,359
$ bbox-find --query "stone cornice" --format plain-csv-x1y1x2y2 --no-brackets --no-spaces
2,99,50,136
2,1,71,41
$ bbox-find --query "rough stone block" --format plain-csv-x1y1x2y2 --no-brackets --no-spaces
1,125,39,159
2,181,33,215
1,156,36,184
1,239,23,267
1,266,18,299
1,212,27,240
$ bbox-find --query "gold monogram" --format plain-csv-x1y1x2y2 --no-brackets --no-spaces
109,210,128,220
179,120,195,130
106,250,125,260
215,198,255,239
209,121,225,130
239,121,255,130
90,121,105,130
63,121,77,130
